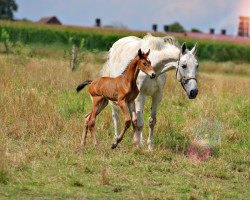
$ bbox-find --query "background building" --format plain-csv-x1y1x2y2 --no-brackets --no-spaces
238,16,249,37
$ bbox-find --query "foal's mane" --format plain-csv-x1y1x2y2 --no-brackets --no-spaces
121,57,137,74
121,60,132,74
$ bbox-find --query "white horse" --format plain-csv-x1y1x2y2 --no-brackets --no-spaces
102,33,199,150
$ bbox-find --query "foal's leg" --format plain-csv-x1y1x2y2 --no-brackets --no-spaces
112,100,131,149
147,92,163,151
134,93,146,147
81,112,91,146
128,101,139,147
111,104,119,141
88,96,108,146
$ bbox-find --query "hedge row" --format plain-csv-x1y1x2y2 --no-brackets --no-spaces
0,23,123,51
1,21,250,62
193,41,250,62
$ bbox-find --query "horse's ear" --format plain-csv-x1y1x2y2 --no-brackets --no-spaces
138,48,143,59
191,43,197,55
181,43,187,54
145,49,150,57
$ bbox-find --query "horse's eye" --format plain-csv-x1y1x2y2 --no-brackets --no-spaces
197,64,199,69
182,64,187,69
143,62,146,66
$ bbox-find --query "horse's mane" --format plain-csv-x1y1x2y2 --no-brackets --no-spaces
101,33,182,77
142,33,180,51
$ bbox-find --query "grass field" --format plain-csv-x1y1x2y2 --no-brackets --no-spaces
0,45,249,199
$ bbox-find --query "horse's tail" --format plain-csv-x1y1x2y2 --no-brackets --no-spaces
76,80,92,92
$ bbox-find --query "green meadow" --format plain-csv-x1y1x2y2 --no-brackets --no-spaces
0,25,249,199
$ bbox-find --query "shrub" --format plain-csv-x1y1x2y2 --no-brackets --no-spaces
1,20,250,62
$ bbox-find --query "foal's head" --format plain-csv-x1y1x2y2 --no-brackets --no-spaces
137,49,156,79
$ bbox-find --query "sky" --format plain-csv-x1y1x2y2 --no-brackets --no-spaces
15,0,250,35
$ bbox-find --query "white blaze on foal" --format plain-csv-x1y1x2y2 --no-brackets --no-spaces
102,33,199,150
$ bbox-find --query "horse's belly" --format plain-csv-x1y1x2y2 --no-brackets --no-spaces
140,81,158,95
138,75,166,96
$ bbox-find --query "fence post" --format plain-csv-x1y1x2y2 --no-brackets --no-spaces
70,44,78,71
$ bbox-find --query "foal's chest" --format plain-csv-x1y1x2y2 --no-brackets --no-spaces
125,86,139,101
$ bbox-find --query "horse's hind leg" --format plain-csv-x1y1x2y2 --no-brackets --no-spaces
88,97,108,146
112,100,131,149
81,112,91,146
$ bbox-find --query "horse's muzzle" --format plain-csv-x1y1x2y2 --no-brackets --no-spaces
189,89,198,99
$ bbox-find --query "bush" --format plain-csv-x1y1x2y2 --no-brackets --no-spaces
1,21,250,62
0,28,11,52
169,22,186,33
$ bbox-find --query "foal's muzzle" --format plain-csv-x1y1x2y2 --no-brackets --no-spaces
150,73,156,79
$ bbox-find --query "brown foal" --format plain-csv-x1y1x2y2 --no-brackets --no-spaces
76,49,155,149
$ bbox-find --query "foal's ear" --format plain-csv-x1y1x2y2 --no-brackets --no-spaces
145,49,150,57
181,43,187,54
138,48,143,59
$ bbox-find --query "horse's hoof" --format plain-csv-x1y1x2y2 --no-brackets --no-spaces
111,143,117,149
75,146,83,153
147,145,153,151
80,142,86,147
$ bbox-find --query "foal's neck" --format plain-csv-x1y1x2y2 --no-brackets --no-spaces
123,57,140,84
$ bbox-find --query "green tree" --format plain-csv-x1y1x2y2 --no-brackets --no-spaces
191,28,202,33
0,0,18,20
169,22,185,33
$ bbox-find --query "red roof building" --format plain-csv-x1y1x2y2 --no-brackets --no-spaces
38,16,62,25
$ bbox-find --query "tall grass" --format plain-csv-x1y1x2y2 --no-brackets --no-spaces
0,46,249,199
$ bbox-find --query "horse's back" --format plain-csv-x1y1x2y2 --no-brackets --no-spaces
102,36,142,77
102,34,179,77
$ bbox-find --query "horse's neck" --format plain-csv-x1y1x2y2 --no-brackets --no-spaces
123,58,139,84
150,46,180,72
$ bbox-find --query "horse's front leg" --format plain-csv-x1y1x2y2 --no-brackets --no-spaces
147,91,163,151
135,93,146,147
111,100,131,149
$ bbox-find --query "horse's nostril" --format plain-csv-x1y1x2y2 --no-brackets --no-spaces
190,89,198,98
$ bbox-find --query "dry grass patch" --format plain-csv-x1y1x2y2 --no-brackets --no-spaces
0,51,249,199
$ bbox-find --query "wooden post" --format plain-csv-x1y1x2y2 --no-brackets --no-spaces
71,44,78,71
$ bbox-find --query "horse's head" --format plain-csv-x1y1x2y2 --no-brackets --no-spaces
176,43,199,99
137,49,156,79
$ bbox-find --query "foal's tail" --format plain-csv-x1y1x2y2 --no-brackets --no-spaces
76,80,92,92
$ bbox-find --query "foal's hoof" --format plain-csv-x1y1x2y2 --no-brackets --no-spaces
111,143,118,149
